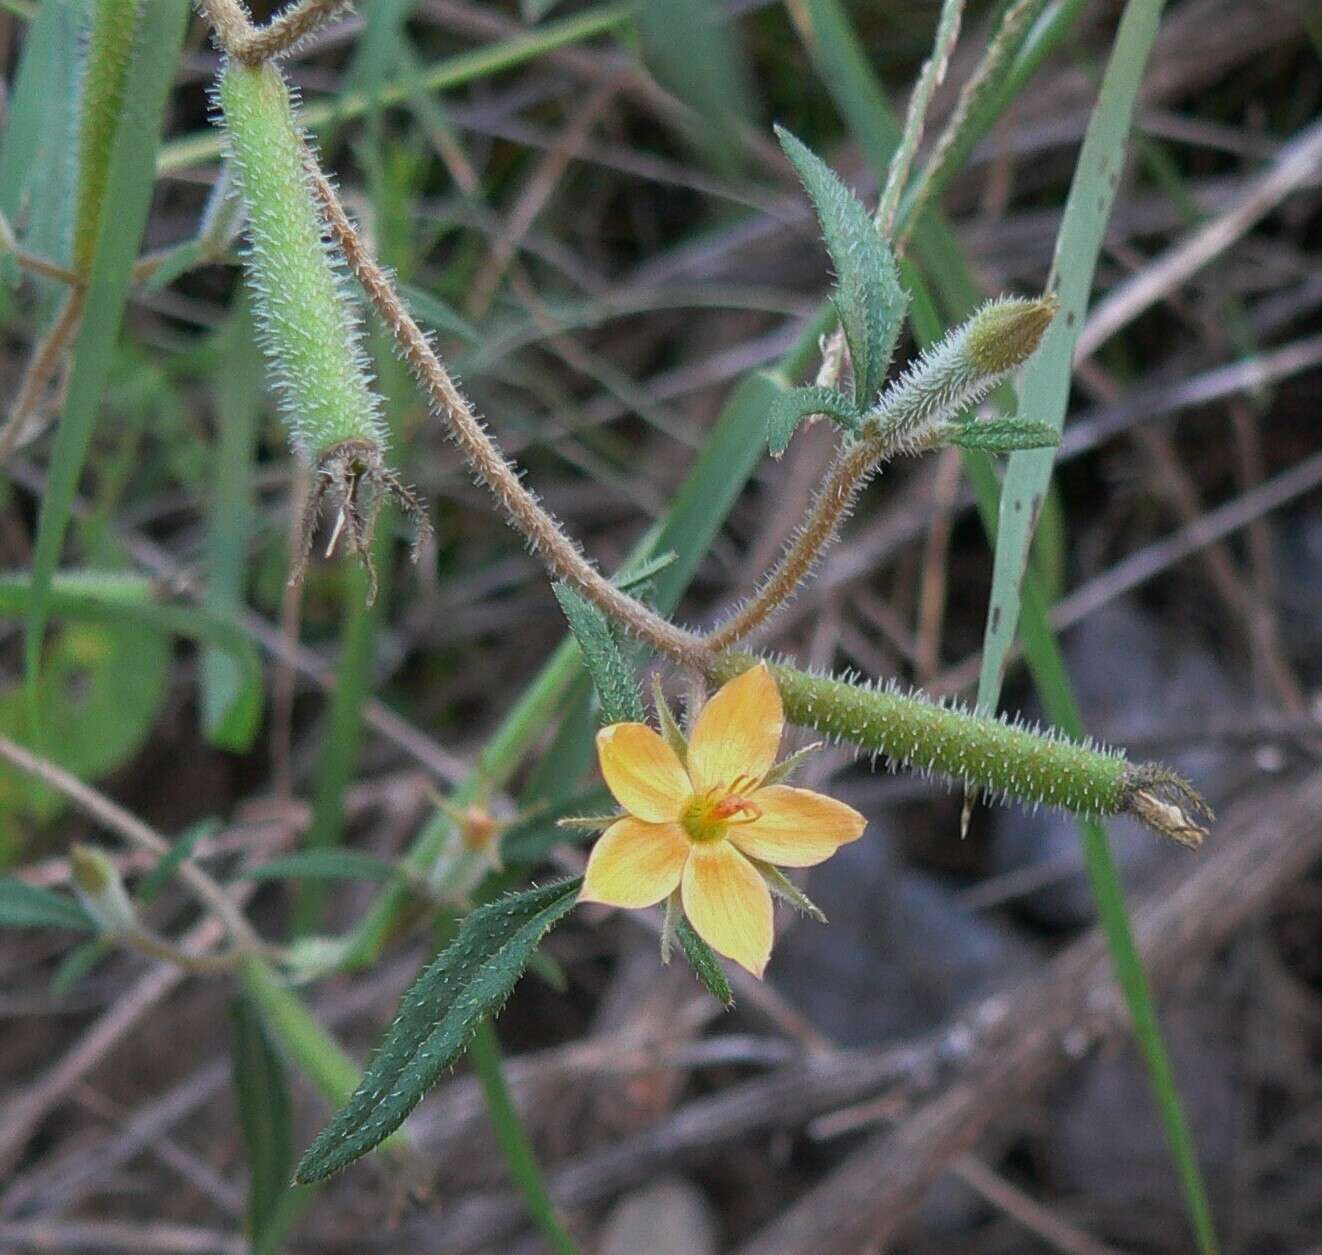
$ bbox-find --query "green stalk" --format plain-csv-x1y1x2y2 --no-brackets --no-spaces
469,1020,576,1254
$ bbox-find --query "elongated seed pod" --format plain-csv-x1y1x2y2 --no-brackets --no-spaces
217,59,387,464
710,654,1208,844
74,0,141,274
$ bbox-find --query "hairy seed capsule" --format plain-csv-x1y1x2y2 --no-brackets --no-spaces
218,59,386,462
217,60,429,598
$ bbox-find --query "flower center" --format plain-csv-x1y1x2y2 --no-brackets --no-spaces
681,776,762,844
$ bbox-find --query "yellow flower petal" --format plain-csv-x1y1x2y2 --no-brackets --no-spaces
596,723,691,822
686,663,783,794
731,785,867,867
580,817,689,908
681,841,773,977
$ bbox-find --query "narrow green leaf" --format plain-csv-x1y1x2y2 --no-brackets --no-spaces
975,0,1166,712
231,994,294,1243
948,418,1061,453
399,282,480,345
24,0,189,715
201,301,263,749
552,584,644,725
247,850,397,884
137,819,219,906
296,877,583,1181
651,674,688,766
675,914,732,1007
766,384,863,457
754,862,826,922
468,1021,576,1254
633,0,758,175
775,125,908,408
0,879,95,932
50,938,111,996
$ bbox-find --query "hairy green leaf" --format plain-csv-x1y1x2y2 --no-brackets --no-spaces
675,914,733,1007
766,384,863,457
552,583,644,724
775,125,908,408
296,877,582,1181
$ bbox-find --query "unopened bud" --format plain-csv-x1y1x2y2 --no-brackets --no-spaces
459,806,499,853
863,294,1058,447
71,844,137,933
965,295,1059,375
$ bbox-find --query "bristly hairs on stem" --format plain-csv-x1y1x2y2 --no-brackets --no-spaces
305,161,713,669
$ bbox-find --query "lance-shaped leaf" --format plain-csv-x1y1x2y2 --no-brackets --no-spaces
552,583,645,725
295,877,582,1182
675,914,733,1007
766,384,863,457
946,418,1061,453
775,126,908,408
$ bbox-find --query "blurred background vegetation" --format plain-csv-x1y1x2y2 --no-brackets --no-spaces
2,0,1322,1251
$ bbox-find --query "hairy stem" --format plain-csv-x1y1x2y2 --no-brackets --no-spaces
706,435,885,649
231,0,352,64
306,161,712,668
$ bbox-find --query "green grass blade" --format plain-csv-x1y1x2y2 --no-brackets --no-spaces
201,302,263,750
796,4,1217,1249
966,4,1218,1247
156,4,633,174
469,1020,577,1254
23,0,188,719
230,994,295,1244
974,0,1164,710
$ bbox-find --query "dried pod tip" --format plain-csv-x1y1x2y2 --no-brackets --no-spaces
290,438,433,607
965,294,1060,375
1122,765,1213,849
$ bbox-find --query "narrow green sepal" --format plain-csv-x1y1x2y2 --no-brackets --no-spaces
675,913,734,1007
753,861,827,922
652,673,689,766
947,418,1062,453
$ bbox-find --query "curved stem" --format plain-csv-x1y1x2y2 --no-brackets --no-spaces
307,162,713,670
0,287,87,467
705,435,885,650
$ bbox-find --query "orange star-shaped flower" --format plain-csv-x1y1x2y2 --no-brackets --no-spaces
580,663,867,976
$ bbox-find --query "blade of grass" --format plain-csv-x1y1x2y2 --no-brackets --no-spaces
155,4,633,174
798,4,1217,1250
469,1019,576,1254
967,5,1218,1248
24,0,188,720
201,299,263,750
